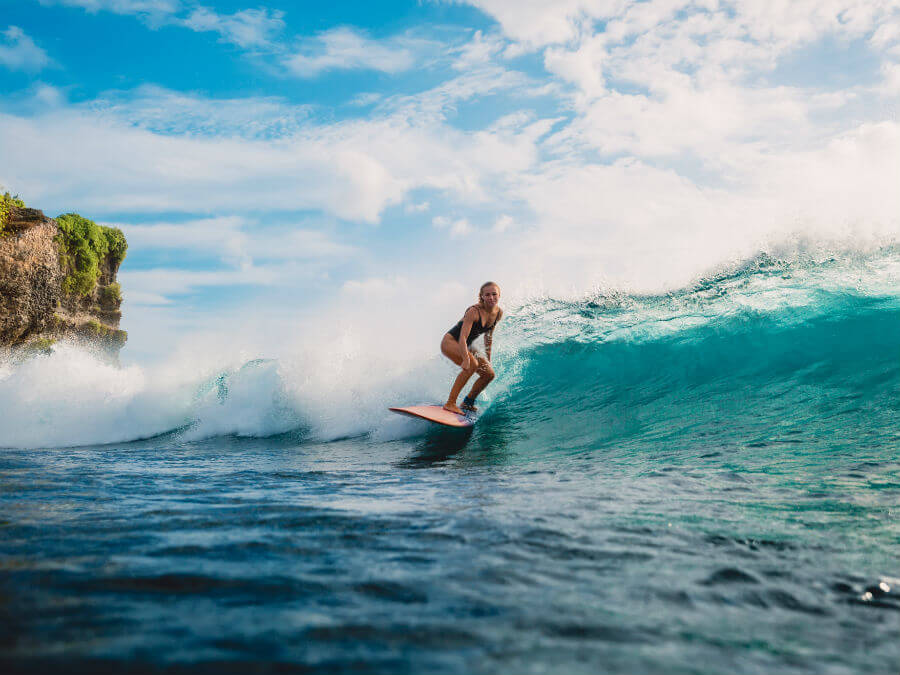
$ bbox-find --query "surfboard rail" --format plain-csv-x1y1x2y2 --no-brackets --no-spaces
389,405,475,428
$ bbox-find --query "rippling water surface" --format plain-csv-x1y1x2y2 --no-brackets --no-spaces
2,254,900,673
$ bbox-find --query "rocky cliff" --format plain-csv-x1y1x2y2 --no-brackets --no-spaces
0,200,127,357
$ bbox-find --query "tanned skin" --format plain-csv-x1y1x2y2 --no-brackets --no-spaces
440,283,502,414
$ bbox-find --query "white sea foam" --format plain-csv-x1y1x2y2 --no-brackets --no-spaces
4,244,900,450
0,312,469,449
0,343,190,448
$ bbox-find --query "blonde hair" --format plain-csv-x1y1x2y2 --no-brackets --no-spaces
477,281,500,306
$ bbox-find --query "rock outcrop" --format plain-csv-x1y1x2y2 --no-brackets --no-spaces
0,205,127,357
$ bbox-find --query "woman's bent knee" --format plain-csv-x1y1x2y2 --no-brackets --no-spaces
479,364,495,381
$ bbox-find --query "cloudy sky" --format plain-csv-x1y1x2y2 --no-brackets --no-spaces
1,0,899,360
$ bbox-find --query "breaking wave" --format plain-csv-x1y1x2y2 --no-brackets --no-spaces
4,247,900,451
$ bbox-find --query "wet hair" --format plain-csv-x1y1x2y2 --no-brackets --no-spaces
477,281,500,305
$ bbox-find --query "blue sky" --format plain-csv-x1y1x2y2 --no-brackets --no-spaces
1,0,899,361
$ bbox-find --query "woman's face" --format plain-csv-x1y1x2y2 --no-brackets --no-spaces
480,285,500,309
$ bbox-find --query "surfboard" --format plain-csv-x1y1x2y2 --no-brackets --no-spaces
389,405,475,428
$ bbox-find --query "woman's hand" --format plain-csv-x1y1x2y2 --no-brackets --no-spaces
461,353,472,372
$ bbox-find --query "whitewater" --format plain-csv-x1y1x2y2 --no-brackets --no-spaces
2,248,899,673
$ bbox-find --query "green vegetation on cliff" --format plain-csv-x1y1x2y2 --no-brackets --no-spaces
100,282,122,306
22,337,56,355
83,319,128,346
0,192,26,235
55,213,128,296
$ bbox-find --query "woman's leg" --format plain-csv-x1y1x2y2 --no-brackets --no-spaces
441,334,478,413
466,356,495,402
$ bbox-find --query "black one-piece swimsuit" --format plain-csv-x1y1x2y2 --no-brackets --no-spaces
447,306,498,346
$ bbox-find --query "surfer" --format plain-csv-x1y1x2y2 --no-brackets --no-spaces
441,281,503,414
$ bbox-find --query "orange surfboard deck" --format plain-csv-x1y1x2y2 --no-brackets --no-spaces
389,405,475,428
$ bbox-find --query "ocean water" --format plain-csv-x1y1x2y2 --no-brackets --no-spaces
2,251,899,674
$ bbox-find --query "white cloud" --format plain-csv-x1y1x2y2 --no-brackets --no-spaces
119,216,357,267
179,6,285,49
120,259,329,299
464,0,900,151
350,92,383,107
546,83,811,160
452,29,506,70
341,275,414,300
0,106,396,222
463,0,598,49
465,0,899,52
881,60,900,92
115,221,358,306
870,21,900,48
124,290,173,305
462,0,900,183
39,0,181,18
0,82,543,222
433,215,473,238
0,26,51,72
39,1,283,49
118,216,252,267
90,85,314,139
283,27,415,77
104,211,357,326
120,267,269,299
493,214,513,233
371,63,548,128
450,218,473,237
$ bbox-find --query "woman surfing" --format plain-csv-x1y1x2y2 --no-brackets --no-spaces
441,281,503,415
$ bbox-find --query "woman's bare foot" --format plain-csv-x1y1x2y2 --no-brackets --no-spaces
443,402,463,415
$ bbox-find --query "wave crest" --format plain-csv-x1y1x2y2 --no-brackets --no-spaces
3,249,900,450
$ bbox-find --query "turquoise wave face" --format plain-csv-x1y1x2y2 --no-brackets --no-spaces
488,256,900,460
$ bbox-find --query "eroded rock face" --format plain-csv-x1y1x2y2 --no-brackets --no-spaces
0,211,62,344
6,207,46,230
0,206,126,356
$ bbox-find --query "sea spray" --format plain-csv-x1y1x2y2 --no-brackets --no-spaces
4,248,900,450
0,343,188,448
